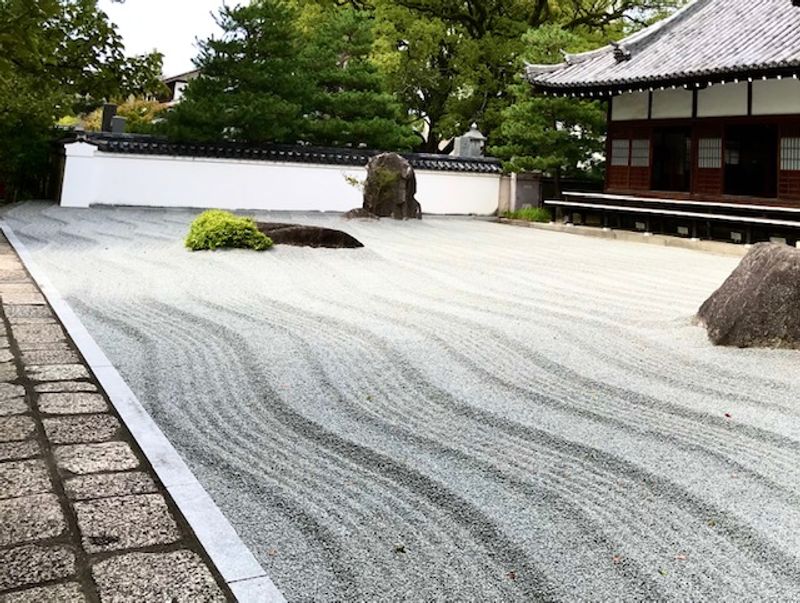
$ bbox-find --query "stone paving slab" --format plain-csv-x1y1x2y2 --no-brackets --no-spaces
37,392,108,415
34,381,97,394
0,441,39,463
65,471,157,502
0,494,66,546
74,493,181,553
0,544,76,591
0,234,232,601
0,460,51,499
0,581,85,602
43,414,120,445
54,441,140,475
92,550,226,602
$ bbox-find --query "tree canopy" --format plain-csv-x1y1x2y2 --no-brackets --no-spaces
0,0,688,200
0,0,165,199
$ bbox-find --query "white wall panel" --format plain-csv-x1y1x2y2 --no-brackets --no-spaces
651,88,693,119
611,91,649,121
752,78,800,116
697,82,748,117
59,143,500,215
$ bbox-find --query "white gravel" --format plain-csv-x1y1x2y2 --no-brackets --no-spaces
6,202,800,601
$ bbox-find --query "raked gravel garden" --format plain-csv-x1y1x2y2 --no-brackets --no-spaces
4,201,800,601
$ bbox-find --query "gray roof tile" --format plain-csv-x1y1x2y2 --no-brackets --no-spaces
527,0,800,91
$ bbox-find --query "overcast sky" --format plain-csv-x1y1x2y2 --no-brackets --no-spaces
99,0,233,77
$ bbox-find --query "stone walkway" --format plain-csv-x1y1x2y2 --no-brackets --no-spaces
0,234,232,602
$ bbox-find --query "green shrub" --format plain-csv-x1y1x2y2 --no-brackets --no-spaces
185,210,273,251
502,206,552,223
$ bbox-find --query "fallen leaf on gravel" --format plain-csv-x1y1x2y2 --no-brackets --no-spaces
658,568,668,576
612,555,622,565
267,548,279,557
506,571,517,581
675,554,687,561
394,545,406,554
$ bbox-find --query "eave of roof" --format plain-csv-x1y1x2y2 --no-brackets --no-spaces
526,0,800,96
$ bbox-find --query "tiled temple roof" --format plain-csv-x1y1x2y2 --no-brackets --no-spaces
527,0,800,94
70,133,503,174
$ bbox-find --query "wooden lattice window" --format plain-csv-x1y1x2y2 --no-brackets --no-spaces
630,139,650,167
610,139,630,166
781,137,800,171
698,138,722,169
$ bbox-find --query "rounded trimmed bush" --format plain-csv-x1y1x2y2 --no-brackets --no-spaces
185,210,273,251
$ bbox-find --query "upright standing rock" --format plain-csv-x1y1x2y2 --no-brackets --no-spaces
362,153,421,220
697,243,800,348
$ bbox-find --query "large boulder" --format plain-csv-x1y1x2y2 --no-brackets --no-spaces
362,153,421,220
256,223,363,249
697,243,800,348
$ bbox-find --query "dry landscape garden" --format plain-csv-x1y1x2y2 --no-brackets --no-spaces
3,0,800,601
5,201,800,601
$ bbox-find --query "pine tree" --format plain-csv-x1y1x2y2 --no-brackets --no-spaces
165,0,312,144
490,25,607,190
302,9,417,150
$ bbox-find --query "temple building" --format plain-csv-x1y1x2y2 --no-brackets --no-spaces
526,0,800,243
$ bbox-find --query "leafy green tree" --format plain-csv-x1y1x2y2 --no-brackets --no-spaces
165,0,313,143
0,0,164,200
301,8,416,150
370,0,685,150
490,25,606,190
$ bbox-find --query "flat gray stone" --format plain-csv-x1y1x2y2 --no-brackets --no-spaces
0,398,27,417
43,414,120,445
22,350,79,366
0,545,75,591
74,494,180,553
0,582,85,602
64,471,158,501
2,294,45,306
0,417,35,443
0,384,25,401
91,550,225,602
0,363,18,381
0,440,39,462
0,350,13,364
0,337,8,349
0,270,27,282
3,305,53,319
0,494,66,546
7,317,57,325
0,285,45,306
37,393,107,415
0,460,51,499
35,381,97,394
10,324,65,343
54,442,139,475
28,365,89,382
17,341,71,352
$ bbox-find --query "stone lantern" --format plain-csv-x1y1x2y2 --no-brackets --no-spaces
452,123,487,158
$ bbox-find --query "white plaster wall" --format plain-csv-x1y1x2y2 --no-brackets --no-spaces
611,91,649,121
651,88,693,119
697,82,748,117
60,144,500,215
752,78,800,116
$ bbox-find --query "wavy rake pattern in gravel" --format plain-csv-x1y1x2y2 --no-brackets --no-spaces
5,203,800,601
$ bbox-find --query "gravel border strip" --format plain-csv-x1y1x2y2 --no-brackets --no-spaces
0,221,286,603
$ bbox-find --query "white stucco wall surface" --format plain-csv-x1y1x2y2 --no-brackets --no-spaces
60,143,501,215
